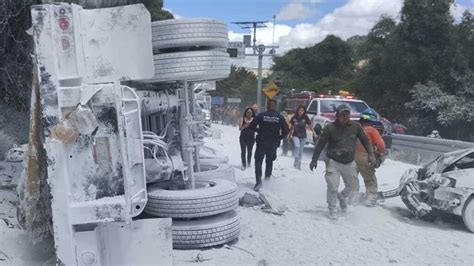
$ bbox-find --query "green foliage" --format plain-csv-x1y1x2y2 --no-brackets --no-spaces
353,0,473,140
455,11,474,70
364,17,396,59
0,0,173,112
271,35,354,92
406,74,474,139
346,35,368,61
213,65,257,107
270,0,473,140
141,0,173,21
0,0,41,111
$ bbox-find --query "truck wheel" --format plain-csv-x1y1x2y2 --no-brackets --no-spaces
144,51,230,83
145,178,238,218
195,161,235,182
199,146,229,163
172,210,240,249
462,197,474,233
152,19,228,50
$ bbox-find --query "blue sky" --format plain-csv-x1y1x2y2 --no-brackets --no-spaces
165,0,347,32
164,0,473,68
166,0,473,33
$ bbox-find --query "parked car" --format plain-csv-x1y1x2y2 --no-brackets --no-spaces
380,148,474,232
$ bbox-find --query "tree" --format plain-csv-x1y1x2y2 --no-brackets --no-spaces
364,16,396,60
455,10,474,70
141,0,173,21
213,65,257,108
303,35,353,79
406,73,474,139
346,35,368,61
271,35,353,91
0,0,173,111
0,0,41,111
353,0,469,137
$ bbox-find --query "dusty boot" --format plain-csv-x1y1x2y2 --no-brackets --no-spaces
337,193,348,213
329,209,338,220
254,176,262,192
296,162,301,170
349,193,361,206
365,194,377,207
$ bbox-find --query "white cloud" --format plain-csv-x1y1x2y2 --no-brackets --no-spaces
163,8,183,19
277,0,403,54
229,23,292,47
234,0,402,68
234,0,472,68
277,1,314,21
451,2,467,22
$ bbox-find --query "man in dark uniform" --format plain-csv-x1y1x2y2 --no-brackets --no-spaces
251,99,289,191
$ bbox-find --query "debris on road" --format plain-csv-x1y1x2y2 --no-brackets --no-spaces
239,192,286,216
0,250,10,261
1,217,15,228
5,144,27,162
224,244,255,258
239,192,264,207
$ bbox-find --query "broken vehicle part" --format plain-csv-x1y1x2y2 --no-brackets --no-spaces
380,148,474,232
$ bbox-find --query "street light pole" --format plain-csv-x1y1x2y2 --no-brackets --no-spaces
257,54,263,108
232,21,279,109
256,44,265,108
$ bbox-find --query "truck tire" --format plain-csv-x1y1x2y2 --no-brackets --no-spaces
199,145,229,163
462,197,474,233
152,19,228,50
145,178,238,218
172,210,240,249
195,161,235,182
144,51,230,83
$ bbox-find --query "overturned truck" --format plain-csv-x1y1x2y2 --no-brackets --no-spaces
18,3,238,264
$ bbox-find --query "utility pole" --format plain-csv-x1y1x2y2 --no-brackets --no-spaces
232,21,278,109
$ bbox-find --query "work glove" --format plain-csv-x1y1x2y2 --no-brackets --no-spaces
309,160,318,171
375,155,385,168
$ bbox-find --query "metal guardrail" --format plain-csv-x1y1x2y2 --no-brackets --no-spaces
392,134,474,153
391,134,474,164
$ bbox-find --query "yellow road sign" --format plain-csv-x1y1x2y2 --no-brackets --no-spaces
262,82,279,99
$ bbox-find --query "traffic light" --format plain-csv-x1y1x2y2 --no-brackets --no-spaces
227,48,238,58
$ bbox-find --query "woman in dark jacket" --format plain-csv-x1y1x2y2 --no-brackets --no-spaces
288,105,316,169
239,107,256,169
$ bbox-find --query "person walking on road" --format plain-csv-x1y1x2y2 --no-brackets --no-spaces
251,99,289,192
239,107,256,170
288,105,316,170
309,104,375,220
354,108,386,207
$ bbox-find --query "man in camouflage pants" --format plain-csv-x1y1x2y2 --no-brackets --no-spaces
309,104,375,220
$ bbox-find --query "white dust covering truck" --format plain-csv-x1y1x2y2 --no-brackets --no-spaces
18,2,238,265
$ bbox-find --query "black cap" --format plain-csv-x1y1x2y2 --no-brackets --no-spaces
336,104,350,114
